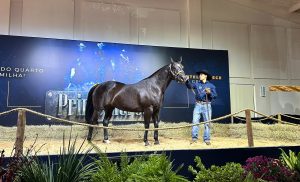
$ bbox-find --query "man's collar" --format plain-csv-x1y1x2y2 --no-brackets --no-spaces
200,80,209,84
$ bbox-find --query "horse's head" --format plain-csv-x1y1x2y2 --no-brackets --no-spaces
169,57,188,83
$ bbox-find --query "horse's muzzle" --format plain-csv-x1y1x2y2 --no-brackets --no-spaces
176,75,188,83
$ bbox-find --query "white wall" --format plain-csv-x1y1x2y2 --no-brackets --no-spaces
0,0,10,34
22,0,74,39
202,0,300,115
1,0,300,115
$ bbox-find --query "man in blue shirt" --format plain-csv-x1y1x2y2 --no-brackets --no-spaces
186,70,217,145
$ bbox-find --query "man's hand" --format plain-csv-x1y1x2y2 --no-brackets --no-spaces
205,88,211,94
184,75,189,82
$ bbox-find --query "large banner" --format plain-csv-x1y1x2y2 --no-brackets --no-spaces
0,35,230,126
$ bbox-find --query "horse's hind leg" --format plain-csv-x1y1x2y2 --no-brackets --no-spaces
152,109,160,145
87,111,99,141
143,107,153,146
103,108,113,143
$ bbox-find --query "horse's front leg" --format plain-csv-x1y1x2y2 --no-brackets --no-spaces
143,107,153,146
103,109,113,143
153,109,160,145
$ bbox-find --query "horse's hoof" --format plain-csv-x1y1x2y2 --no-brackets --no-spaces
103,139,111,144
144,141,150,146
154,141,160,145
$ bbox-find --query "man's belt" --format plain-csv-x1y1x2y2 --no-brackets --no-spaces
196,100,211,104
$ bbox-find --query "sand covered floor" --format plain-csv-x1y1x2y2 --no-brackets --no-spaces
0,122,299,155
1,136,299,156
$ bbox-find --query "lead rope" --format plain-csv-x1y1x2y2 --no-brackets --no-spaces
205,92,212,128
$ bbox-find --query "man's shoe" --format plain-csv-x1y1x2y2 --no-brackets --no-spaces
205,141,211,145
190,139,198,144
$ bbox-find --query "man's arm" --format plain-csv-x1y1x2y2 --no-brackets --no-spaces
185,80,196,89
209,85,217,99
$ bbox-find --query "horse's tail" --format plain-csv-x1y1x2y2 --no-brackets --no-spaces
85,84,98,123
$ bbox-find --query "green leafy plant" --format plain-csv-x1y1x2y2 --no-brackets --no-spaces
130,153,188,182
16,158,52,182
189,156,244,182
91,152,123,182
280,148,300,173
17,133,96,182
91,143,188,182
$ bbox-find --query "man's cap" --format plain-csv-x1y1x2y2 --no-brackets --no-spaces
196,70,212,80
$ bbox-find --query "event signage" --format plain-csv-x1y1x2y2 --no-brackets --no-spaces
45,90,144,121
0,35,230,125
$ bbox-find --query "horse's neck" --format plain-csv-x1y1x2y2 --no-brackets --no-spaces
147,66,172,92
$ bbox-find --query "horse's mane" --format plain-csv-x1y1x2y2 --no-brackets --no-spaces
141,64,169,81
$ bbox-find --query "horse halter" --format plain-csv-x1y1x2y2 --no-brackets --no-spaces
169,64,185,82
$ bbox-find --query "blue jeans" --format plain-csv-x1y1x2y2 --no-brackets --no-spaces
192,102,212,142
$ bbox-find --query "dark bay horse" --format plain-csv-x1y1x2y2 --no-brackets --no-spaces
85,58,188,145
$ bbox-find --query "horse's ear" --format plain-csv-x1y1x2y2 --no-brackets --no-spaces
170,57,175,63
179,56,183,63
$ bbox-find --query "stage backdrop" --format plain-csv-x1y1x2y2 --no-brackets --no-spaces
0,35,230,126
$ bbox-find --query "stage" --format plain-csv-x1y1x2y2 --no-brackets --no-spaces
0,122,299,155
